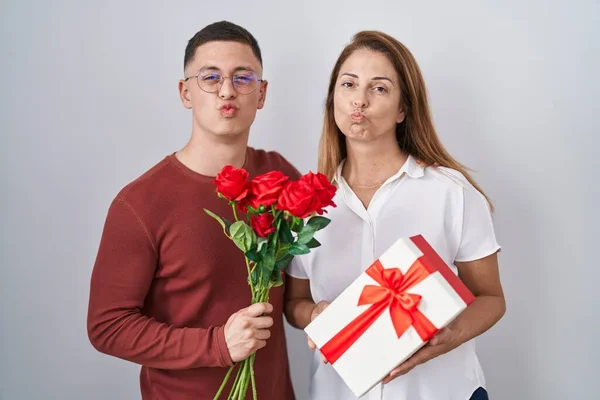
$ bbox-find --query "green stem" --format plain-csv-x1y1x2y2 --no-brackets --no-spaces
231,371,242,399
245,258,254,294
237,359,251,400
236,289,269,399
231,203,239,222
227,364,243,400
222,255,273,399
250,353,258,400
213,365,235,400
216,273,274,399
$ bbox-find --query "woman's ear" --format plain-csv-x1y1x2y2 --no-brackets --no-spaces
397,107,406,124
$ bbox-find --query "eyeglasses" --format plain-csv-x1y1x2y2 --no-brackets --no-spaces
183,70,264,95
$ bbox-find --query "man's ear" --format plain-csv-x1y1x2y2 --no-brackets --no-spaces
179,80,192,109
257,80,268,110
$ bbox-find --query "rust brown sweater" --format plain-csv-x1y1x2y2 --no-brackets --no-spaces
87,148,300,399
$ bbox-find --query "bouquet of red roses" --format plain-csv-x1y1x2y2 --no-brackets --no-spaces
204,165,337,400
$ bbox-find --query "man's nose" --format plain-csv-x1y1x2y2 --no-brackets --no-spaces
218,77,237,100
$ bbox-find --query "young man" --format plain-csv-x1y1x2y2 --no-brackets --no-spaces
87,21,298,399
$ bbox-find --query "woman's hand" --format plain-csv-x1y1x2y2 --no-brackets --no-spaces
307,301,330,362
383,252,505,384
382,327,459,383
283,276,332,363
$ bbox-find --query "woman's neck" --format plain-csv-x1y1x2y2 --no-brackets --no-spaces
342,136,408,187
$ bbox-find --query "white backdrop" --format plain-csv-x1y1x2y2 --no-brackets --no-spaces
1,1,598,399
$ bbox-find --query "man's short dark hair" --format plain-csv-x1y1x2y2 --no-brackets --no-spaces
184,21,263,70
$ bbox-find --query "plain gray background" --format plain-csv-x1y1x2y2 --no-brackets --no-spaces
1,0,598,399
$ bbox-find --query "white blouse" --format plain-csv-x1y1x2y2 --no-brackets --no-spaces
287,155,501,400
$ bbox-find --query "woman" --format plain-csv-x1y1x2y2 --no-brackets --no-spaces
284,31,505,400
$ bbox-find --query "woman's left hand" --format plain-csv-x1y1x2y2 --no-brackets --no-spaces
382,326,460,384
383,252,505,384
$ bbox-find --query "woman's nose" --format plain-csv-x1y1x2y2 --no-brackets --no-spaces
353,98,367,108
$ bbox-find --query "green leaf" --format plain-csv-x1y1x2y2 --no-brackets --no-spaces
204,208,227,232
222,217,233,231
289,242,310,255
290,217,304,233
275,253,294,270
250,268,259,287
307,216,331,231
247,232,258,251
257,237,268,252
278,219,294,244
306,238,321,249
229,221,256,252
245,246,262,262
297,225,317,245
260,264,271,285
216,192,228,201
262,248,276,273
272,209,283,221
275,245,291,261
269,232,278,251
229,220,243,236
252,259,273,287
246,205,260,214
270,266,284,287
270,275,284,288
259,241,268,259
229,221,245,240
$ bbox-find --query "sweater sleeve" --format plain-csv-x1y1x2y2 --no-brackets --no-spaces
87,198,233,369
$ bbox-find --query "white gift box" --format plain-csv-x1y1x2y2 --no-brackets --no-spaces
304,235,475,398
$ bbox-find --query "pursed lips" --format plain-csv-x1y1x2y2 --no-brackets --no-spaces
350,111,365,121
220,104,238,111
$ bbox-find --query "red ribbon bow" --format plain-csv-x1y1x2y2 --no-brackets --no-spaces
320,258,438,364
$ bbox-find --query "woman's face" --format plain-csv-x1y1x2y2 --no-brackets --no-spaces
333,49,405,143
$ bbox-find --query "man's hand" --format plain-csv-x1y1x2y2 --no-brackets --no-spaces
224,302,274,363
382,327,459,384
307,301,330,363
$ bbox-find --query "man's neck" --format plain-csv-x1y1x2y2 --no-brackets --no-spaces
342,134,408,186
176,130,250,177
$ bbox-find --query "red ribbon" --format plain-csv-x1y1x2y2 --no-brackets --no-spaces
320,258,439,364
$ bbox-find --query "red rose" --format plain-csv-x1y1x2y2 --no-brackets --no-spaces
300,172,337,214
249,171,289,209
276,180,319,219
211,165,250,202
236,196,252,213
250,213,276,238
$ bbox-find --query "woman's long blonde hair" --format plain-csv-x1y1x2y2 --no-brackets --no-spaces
318,30,493,210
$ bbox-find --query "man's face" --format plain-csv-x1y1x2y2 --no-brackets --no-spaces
179,41,267,139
